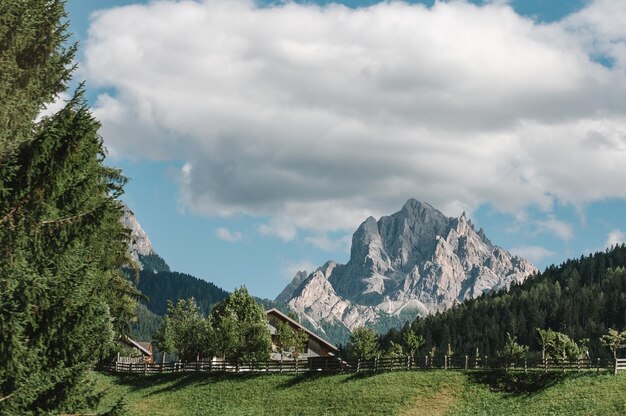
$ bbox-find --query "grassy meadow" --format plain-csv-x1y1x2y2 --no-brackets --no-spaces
90,370,626,415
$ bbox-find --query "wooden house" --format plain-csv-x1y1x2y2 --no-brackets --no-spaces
118,336,154,364
266,308,339,361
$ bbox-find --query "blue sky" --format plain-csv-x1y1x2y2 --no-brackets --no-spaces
64,0,626,299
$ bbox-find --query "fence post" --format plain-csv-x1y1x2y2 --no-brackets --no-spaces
524,357,527,373
374,357,378,372
115,352,120,373
614,358,618,376
144,362,147,375
444,355,448,370
407,355,411,371
295,359,299,374
357,358,361,373
577,358,581,372
544,357,547,373
425,356,428,369
597,357,600,373
464,356,468,371
484,356,488,370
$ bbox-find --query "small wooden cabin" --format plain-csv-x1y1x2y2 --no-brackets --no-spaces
266,308,339,360
118,336,154,364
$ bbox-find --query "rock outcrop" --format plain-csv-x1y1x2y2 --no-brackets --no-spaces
279,199,537,335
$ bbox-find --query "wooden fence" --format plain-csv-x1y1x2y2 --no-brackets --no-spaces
103,355,618,375
614,358,626,374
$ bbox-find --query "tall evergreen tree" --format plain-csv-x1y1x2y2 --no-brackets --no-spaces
0,1,139,413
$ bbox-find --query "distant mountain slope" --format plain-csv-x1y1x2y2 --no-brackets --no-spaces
137,269,230,316
382,245,626,358
119,203,332,343
120,204,228,320
279,199,537,337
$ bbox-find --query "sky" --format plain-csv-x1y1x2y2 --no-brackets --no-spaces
62,0,626,299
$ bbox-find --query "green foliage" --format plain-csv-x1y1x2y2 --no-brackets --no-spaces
498,333,528,365
291,328,309,361
91,370,626,416
0,0,76,155
130,303,162,342
600,328,626,360
537,328,556,360
209,287,272,363
0,3,140,412
156,298,213,362
402,330,425,359
135,269,229,316
384,341,405,358
349,327,379,360
381,247,626,359
138,253,170,273
551,331,582,361
446,343,454,357
276,321,295,360
0,89,141,413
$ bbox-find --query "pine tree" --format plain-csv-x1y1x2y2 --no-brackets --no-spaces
0,2,139,413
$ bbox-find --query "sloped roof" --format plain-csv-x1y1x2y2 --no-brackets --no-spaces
266,308,338,353
120,336,152,357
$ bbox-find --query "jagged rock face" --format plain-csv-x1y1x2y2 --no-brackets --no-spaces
279,199,537,334
275,270,309,304
120,203,156,266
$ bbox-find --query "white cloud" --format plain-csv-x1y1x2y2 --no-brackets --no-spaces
85,0,626,234
510,245,555,264
36,92,71,121
304,233,352,252
536,218,575,241
258,217,297,241
282,260,317,281
605,229,625,248
215,227,243,242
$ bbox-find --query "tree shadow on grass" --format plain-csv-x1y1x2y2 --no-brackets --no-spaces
467,370,583,396
108,372,267,396
341,371,387,383
277,371,347,388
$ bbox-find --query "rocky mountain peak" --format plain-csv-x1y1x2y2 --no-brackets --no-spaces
120,203,155,258
278,198,538,337
119,203,169,273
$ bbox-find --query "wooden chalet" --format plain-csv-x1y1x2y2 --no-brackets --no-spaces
118,336,154,364
266,308,339,361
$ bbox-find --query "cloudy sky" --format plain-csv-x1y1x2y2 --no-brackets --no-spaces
65,0,626,299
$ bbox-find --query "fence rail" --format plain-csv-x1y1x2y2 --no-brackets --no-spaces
614,358,626,374
103,355,618,375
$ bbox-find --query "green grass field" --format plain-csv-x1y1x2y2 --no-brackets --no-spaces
90,370,626,415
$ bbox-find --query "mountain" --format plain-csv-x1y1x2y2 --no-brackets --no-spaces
119,204,229,340
121,203,170,273
279,199,537,338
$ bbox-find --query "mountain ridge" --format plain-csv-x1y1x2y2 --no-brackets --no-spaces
279,199,537,336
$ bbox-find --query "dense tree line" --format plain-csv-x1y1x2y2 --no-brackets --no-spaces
156,288,271,363
380,246,626,360
0,1,140,413
136,269,230,316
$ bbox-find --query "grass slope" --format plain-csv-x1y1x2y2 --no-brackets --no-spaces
91,370,626,415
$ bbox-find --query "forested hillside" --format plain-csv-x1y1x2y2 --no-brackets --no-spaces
136,269,230,316
382,246,626,358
